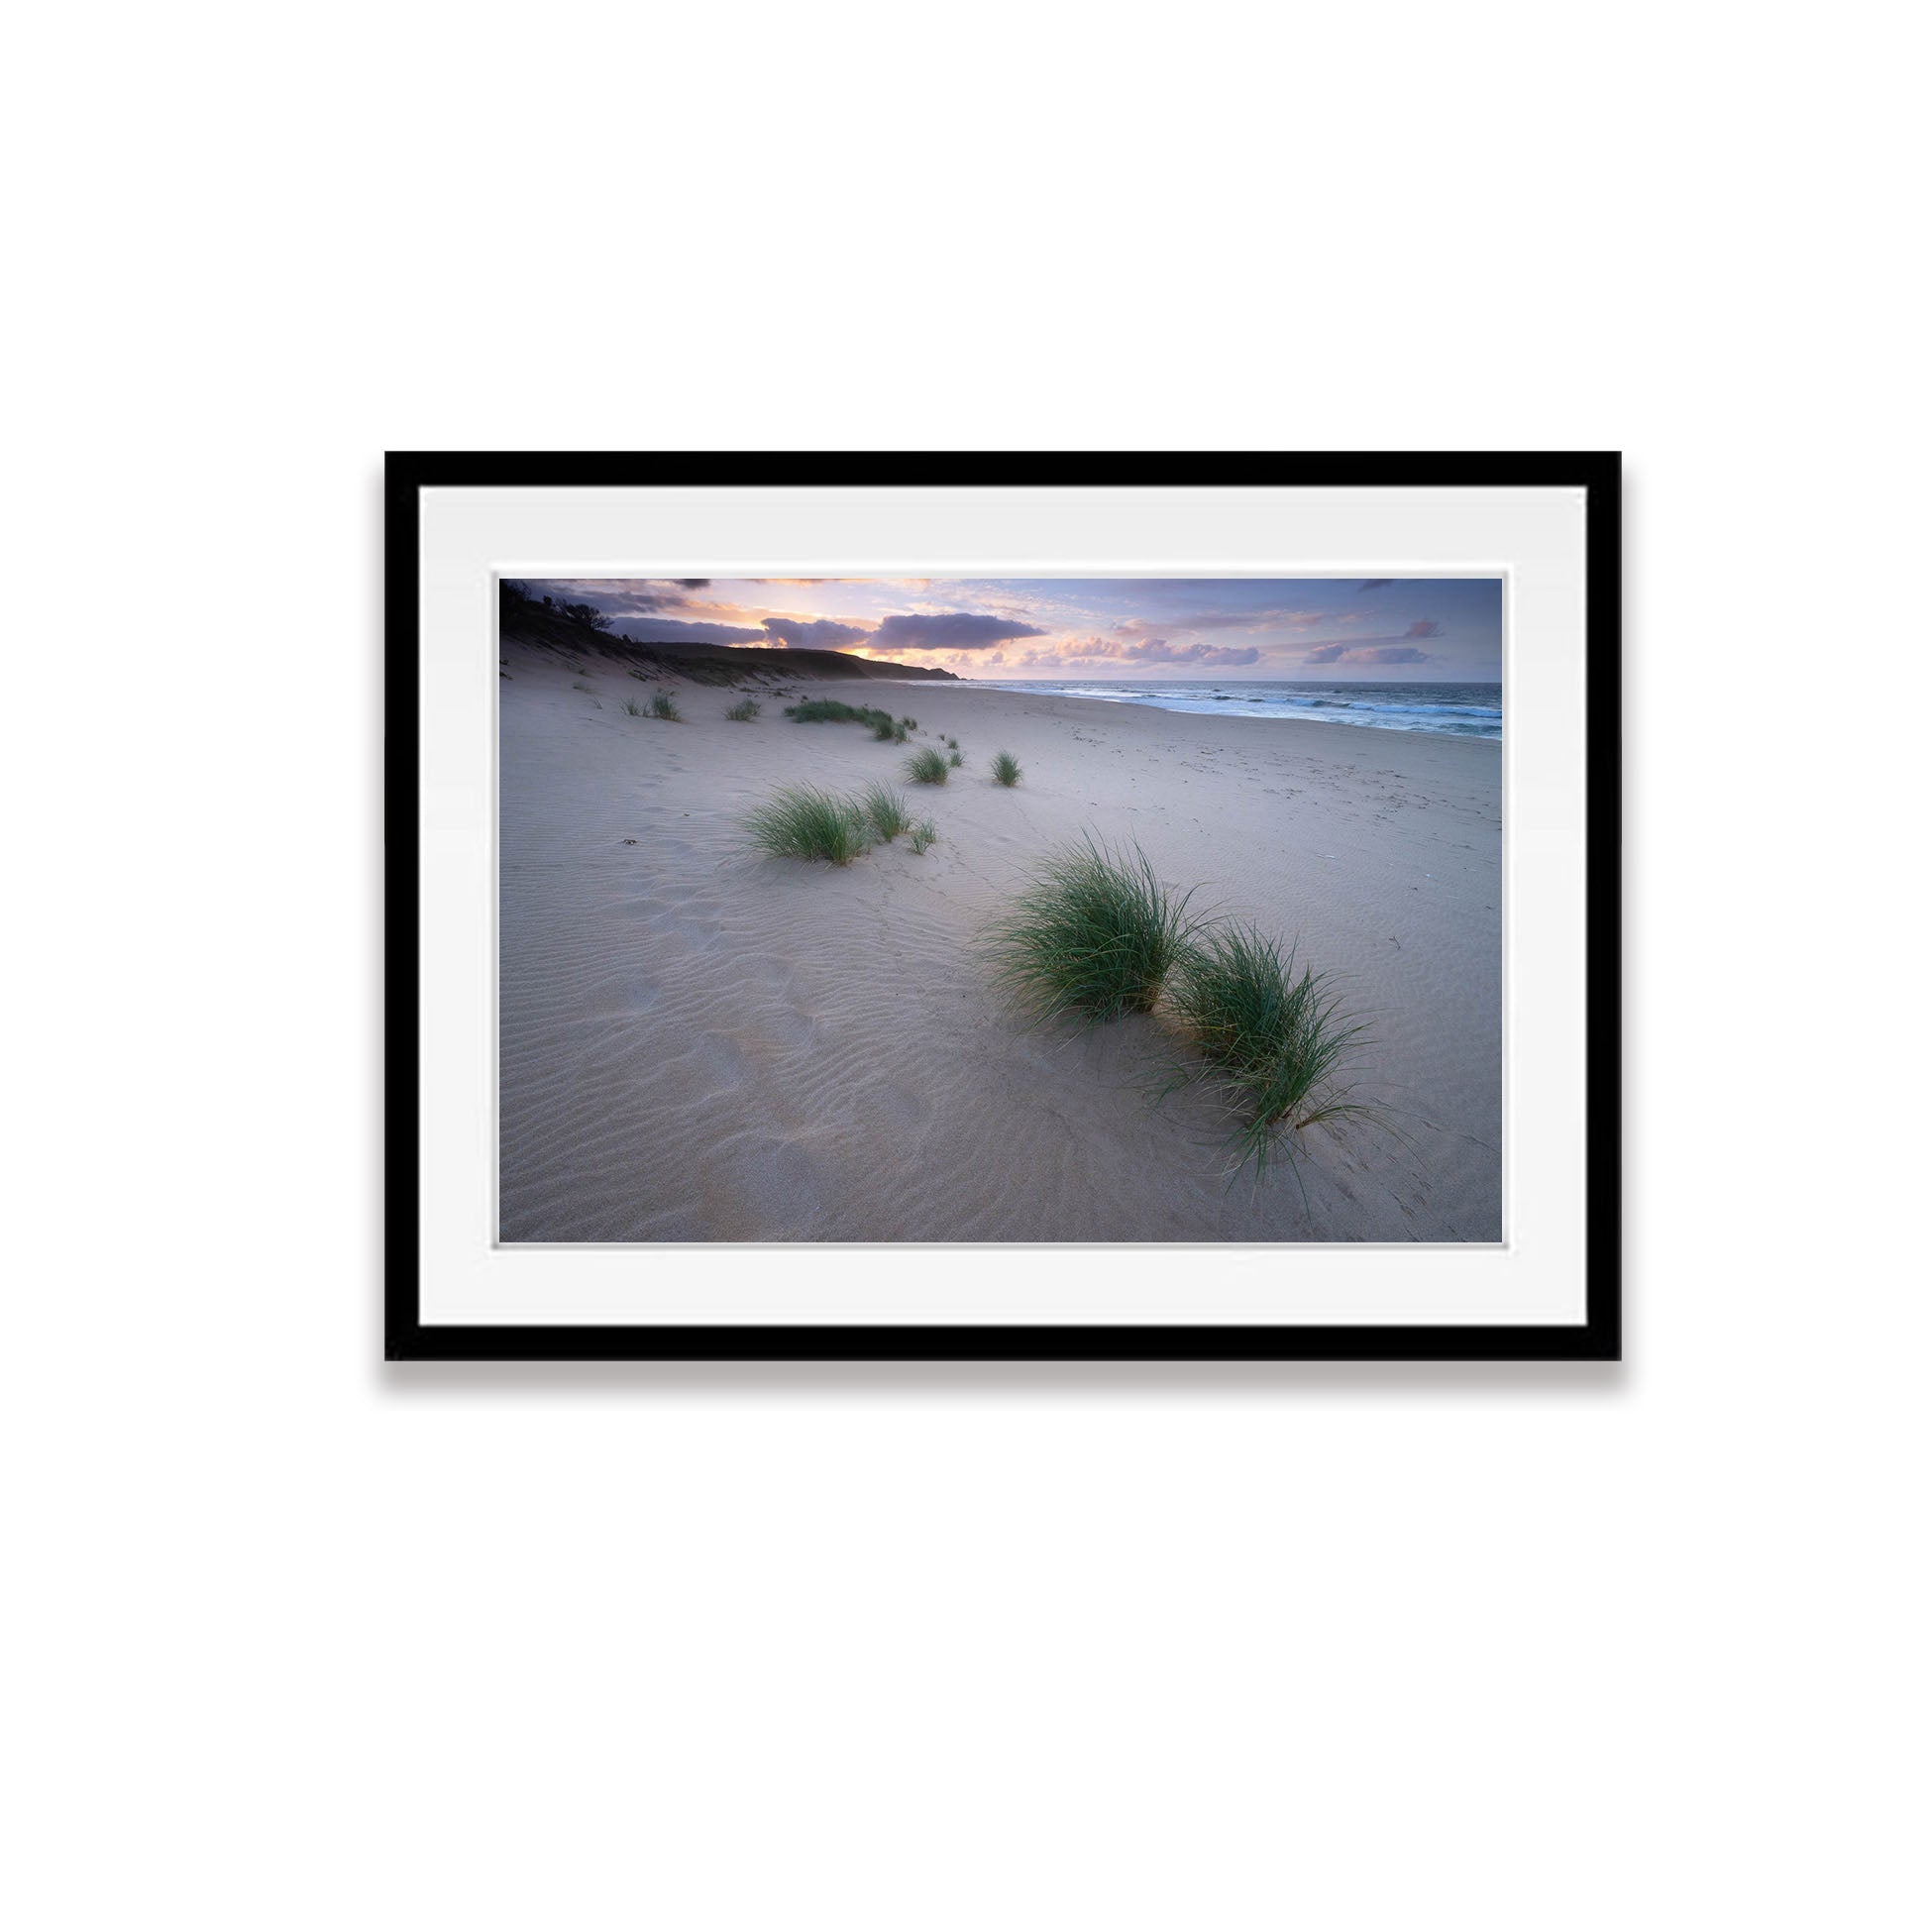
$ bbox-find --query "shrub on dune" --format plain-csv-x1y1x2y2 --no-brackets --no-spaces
650,690,682,720
991,750,1021,787
1164,923,1374,1184
904,745,949,785
745,786,871,866
860,783,912,842
725,698,762,721
985,835,1196,1025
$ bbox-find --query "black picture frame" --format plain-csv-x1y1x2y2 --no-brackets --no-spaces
385,451,1620,1362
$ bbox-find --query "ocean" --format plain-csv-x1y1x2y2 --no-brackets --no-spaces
977,679,1503,741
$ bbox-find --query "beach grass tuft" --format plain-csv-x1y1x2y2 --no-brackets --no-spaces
745,786,872,866
725,698,762,721
620,697,648,715
860,783,912,842
1164,922,1373,1183
903,745,950,785
650,690,682,720
786,698,896,734
910,819,938,855
947,749,964,769
991,749,1021,787
985,834,1197,1025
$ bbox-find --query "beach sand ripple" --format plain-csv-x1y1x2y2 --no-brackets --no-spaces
499,653,1502,1242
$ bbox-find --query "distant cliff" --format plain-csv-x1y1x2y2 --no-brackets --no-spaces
499,584,959,686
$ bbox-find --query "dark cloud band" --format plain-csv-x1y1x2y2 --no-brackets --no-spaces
870,612,1048,652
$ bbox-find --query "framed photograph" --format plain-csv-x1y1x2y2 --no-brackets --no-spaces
386,452,1619,1361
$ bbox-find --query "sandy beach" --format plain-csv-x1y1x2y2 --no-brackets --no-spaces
499,650,1502,1242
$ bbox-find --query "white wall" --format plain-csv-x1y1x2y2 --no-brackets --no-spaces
6,5,1922,1927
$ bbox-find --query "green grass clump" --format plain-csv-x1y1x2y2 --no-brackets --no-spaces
991,750,1021,787
901,716,917,730
620,697,648,715
859,783,912,842
786,698,895,733
725,698,762,721
892,720,910,743
985,835,1196,1025
945,735,959,750
871,715,897,740
910,819,938,855
1163,923,1373,1184
903,745,950,785
947,749,964,769
745,787,871,866
650,690,682,720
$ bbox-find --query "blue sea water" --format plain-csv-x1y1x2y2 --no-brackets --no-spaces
974,678,1502,740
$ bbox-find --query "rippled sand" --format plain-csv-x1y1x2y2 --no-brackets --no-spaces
499,651,1502,1242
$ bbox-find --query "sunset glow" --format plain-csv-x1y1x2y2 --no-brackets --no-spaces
532,577,1503,681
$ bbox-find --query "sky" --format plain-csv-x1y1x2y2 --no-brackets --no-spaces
528,577,1503,682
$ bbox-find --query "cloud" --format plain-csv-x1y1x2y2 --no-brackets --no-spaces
1118,639,1259,667
760,616,874,650
1029,635,1260,669
1302,626,1440,666
1114,608,1328,640
870,611,1048,652
1345,644,1438,665
612,617,768,646
1357,579,1393,591
534,579,704,618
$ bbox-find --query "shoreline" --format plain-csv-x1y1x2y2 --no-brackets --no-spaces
895,677,1503,744
499,659,1503,1242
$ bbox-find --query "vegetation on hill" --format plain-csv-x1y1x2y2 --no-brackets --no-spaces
499,581,960,687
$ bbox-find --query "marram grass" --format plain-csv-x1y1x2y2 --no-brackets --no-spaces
745,786,871,866
725,698,762,721
650,690,682,720
859,783,912,842
910,819,938,855
785,698,895,733
1163,921,1374,1184
991,749,1021,787
904,745,950,785
985,835,1196,1025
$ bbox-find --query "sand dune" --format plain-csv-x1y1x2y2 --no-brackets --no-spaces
498,647,1502,1242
